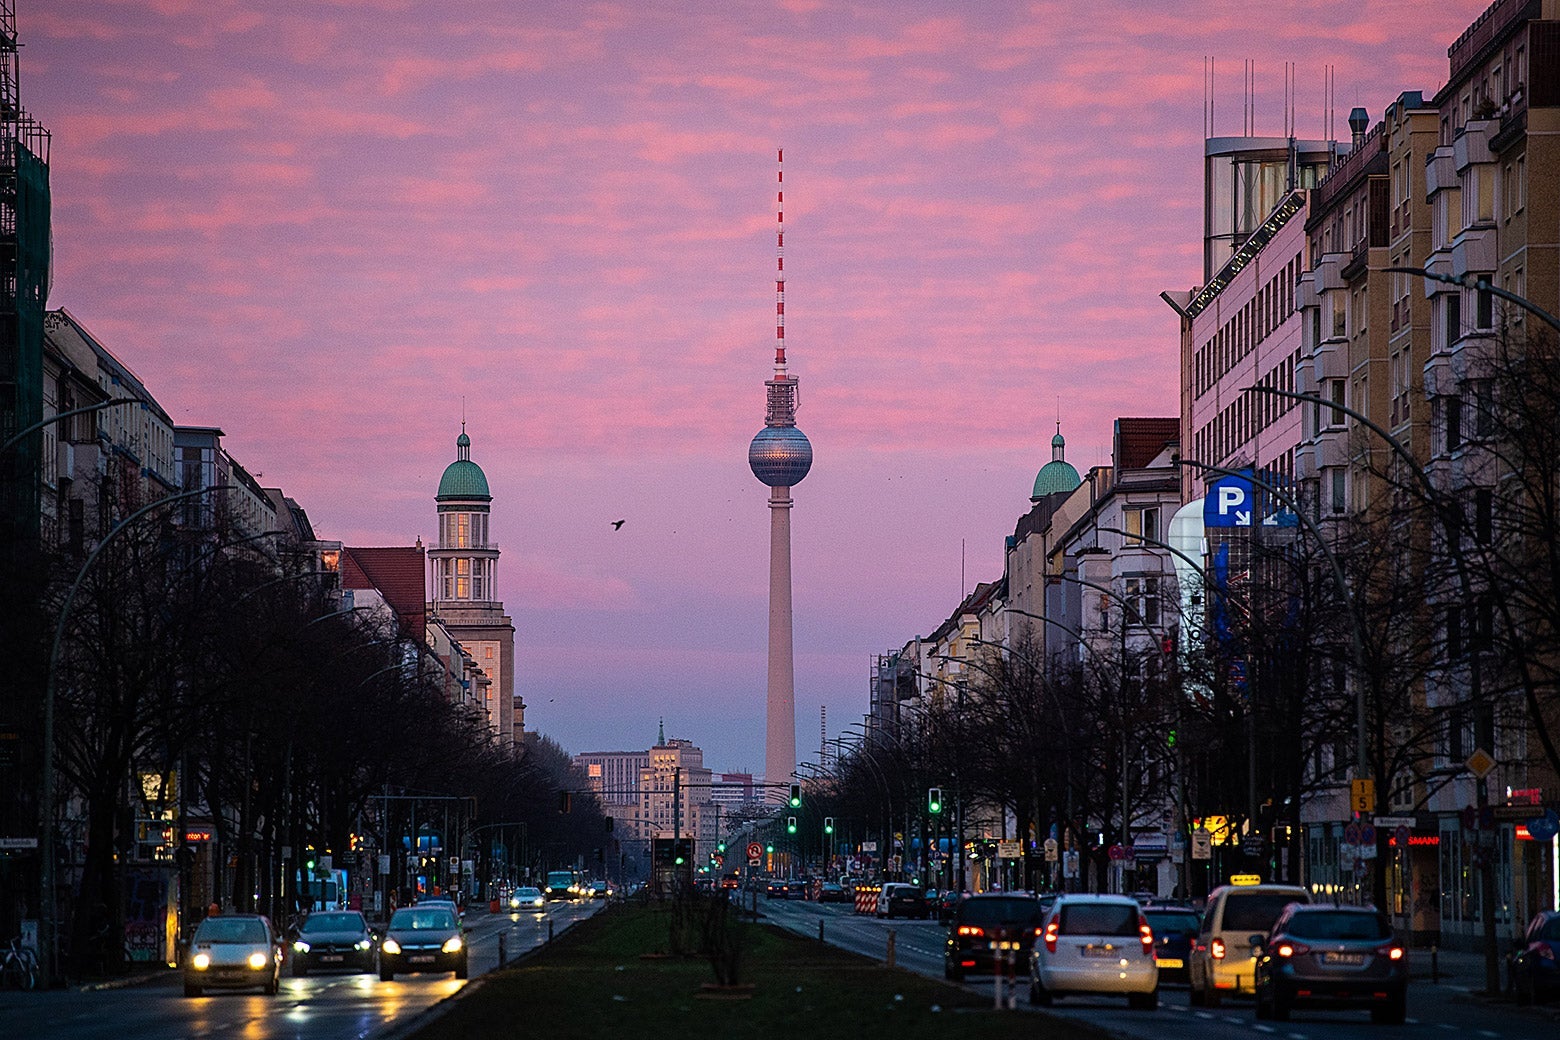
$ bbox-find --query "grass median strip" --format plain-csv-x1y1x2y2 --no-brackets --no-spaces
408,901,1109,1040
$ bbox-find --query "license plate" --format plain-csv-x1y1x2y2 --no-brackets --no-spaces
321,955,344,963
1082,946,1119,958
410,955,436,964
1158,957,1184,968
1323,952,1365,965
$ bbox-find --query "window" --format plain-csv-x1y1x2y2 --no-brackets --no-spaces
1471,378,1493,437
1125,577,1160,627
1474,488,1493,544
1446,607,1463,663
1475,283,1494,330
1328,378,1347,428
1125,506,1160,546
1330,469,1347,515
1446,395,1462,452
1444,292,1461,347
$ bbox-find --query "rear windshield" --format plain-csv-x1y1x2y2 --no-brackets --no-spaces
1223,892,1305,931
389,908,456,930
1059,903,1138,936
960,898,1040,926
196,918,267,943
1282,910,1390,941
1144,910,1200,935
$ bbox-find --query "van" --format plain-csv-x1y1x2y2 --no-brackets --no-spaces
1188,883,1308,1005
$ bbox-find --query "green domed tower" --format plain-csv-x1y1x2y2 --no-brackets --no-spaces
1031,423,1082,503
429,426,518,744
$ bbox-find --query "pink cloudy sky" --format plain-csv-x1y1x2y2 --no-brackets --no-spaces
28,0,1483,771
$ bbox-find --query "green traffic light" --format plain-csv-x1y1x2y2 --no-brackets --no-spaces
1167,728,1178,748
717,841,726,853
765,843,774,853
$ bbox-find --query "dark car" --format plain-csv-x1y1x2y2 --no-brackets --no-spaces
379,905,467,980
765,878,789,899
944,893,1043,981
1511,910,1560,1005
876,883,929,919
1143,906,1200,985
290,910,376,976
1254,904,1407,1024
819,882,851,904
935,890,965,922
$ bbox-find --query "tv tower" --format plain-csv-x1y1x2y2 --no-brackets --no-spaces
748,149,812,802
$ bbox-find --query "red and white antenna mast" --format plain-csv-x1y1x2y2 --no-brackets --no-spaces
766,149,798,426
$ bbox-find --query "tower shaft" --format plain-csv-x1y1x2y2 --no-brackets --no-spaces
765,485,796,801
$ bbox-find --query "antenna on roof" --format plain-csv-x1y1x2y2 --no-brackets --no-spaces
775,148,786,374
1204,56,1214,138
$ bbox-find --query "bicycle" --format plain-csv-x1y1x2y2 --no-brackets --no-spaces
1,936,39,991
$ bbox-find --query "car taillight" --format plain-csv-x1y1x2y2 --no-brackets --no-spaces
1044,921,1059,954
1139,916,1154,953
1374,944,1405,961
957,925,985,937
1211,937,1226,960
1276,941,1310,958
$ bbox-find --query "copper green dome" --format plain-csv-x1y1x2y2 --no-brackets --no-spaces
437,430,491,501
1031,423,1081,501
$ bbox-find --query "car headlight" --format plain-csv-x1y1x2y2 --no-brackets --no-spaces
192,952,211,970
381,938,401,955
441,936,463,954
293,941,311,953
248,952,268,970
354,940,372,951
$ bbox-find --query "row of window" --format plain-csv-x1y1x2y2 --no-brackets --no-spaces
439,510,490,549
1193,252,1304,396
1194,350,1300,466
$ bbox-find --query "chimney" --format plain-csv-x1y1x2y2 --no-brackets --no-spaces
1348,107,1369,152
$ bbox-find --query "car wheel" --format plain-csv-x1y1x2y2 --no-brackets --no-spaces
455,956,469,980
380,966,394,982
1128,989,1158,1010
1030,977,1053,1006
184,982,203,998
1204,981,1222,1008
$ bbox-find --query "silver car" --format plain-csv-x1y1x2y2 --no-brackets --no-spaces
184,914,281,997
1030,894,1159,1009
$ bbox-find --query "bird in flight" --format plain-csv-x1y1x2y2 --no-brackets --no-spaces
611,519,625,530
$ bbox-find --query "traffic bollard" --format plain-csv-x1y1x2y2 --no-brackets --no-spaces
818,920,825,942
886,929,896,969
1431,945,1439,984
498,933,506,967
548,919,554,942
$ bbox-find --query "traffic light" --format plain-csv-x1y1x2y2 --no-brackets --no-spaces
765,843,774,854
788,783,802,808
717,841,726,853
1166,728,1178,748
928,787,943,815
823,816,834,835
787,816,797,835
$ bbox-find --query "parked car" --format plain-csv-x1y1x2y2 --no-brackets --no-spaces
944,893,1042,981
290,910,376,976
1510,909,1560,1005
184,914,282,997
1254,904,1408,1024
1142,906,1201,985
379,905,467,980
1030,894,1158,1008
1188,883,1309,1006
876,883,929,919
508,886,545,912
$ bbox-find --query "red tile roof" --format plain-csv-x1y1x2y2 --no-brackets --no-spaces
1114,417,1179,471
341,545,426,638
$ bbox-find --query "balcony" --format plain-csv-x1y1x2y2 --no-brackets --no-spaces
1424,147,1455,196
1450,223,1498,277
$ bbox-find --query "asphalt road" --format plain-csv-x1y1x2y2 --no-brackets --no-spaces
757,895,1560,1040
0,898,601,1040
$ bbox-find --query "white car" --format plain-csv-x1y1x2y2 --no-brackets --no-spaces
1030,894,1158,1009
508,886,546,912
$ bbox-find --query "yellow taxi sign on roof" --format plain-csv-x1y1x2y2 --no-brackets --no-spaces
1229,874,1263,886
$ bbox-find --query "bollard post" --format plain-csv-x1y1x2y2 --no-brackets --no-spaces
993,944,1003,1009
886,929,896,970
1007,944,1017,1010
818,919,825,943
1431,945,1439,984
548,919,554,942
497,933,506,967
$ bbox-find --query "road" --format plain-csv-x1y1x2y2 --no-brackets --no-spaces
757,895,1560,1040
0,898,601,1040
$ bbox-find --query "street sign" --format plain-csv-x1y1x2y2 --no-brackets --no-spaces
996,841,1022,860
1394,825,1411,849
748,858,761,868
1191,829,1212,860
746,841,763,860
1465,748,1497,779
1202,469,1298,528
1343,822,1361,846
0,837,38,849
1063,850,1080,878
1043,838,1058,862
1350,779,1375,814
1528,812,1560,842
1108,844,1126,862
860,841,878,853
1374,815,1416,829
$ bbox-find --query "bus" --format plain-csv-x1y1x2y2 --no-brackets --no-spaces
544,870,580,900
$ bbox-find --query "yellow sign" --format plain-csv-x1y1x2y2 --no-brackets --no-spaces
1465,748,1496,779
1350,779,1375,814
1229,874,1262,886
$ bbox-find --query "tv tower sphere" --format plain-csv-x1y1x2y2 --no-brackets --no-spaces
749,425,812,487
